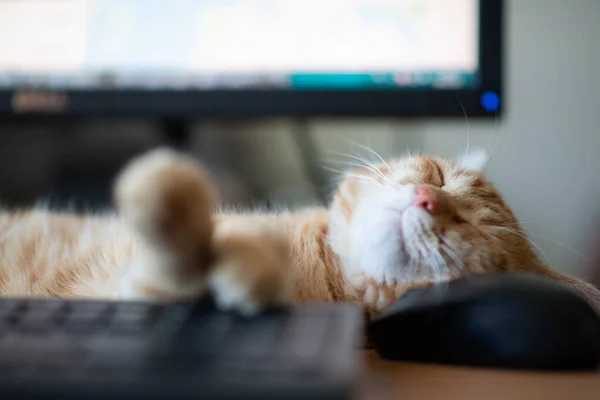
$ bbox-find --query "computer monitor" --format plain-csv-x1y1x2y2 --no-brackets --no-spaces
0,0,502,118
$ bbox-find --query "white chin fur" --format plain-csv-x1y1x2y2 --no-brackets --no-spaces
346,185,415,284
345,183,451,284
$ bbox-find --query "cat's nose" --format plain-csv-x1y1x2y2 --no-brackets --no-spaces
412,186,438,213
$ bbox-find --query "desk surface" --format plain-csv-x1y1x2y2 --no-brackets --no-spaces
362,351,600,400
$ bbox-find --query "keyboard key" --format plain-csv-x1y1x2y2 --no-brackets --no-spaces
0,333,88,362
17,311,58,334
87,336,153,372
0,313,19,325
161,304,193,324
112,308,150,323
66,303,112,329
191,314,233,353
109,308,156,335
114,302,154,313
0,299,21,310
280,313,330,361
68,301,112,316
64,311,109,334
229,318,283,359
29,300,66,312
110,319,150,335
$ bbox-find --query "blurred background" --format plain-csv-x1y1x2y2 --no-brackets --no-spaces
0,0,599,284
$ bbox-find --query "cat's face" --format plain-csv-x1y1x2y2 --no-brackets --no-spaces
328,152,540,286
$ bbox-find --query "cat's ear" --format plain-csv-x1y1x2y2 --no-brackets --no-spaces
458,148,489,173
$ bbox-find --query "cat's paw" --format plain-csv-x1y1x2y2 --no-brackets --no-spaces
115,148,216,300
115,148,215,248
208,217,290,315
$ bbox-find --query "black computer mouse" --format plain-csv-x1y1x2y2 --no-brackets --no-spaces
368,272,600,371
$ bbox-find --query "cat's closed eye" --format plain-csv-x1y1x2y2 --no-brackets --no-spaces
434,163,445,187
453,215,467,224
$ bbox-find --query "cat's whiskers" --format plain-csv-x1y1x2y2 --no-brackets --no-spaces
439,244,460,275
337,159,392,185
321,166,384,189
429,245,452,298
500,213,558,227
522,231,587,261
440,244,473,283
429,242,449,279
486,108,505,163
417,236,443,283
343,141,394,175
327,153,394,186
492,224,587,263
439,235,470,276
345,174,384,189
457,97,471,168
415,242,434,281
403,227,424,279
332,137,393,173
488,226,551,265
405,261,416,281
443,244,465,272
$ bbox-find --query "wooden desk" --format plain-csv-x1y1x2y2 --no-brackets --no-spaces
361,351,600,400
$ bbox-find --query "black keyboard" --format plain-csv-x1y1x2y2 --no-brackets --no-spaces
0,297,363,399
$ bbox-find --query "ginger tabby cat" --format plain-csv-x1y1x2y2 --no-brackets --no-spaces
0,148,598,317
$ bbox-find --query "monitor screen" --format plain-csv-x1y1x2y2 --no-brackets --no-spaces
0,0,502,117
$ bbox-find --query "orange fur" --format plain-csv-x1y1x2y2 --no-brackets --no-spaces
0,148,598,316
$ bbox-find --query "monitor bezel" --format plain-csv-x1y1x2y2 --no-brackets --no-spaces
0,0,503,118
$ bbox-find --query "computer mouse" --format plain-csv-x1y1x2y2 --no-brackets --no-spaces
368,272,600,371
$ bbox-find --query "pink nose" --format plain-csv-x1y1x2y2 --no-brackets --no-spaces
412,186,437,212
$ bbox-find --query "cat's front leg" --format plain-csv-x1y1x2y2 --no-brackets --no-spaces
114,148,290,314
115,148,215,301
208,215,291,315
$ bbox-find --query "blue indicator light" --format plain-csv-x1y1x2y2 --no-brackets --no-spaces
480,91,500,112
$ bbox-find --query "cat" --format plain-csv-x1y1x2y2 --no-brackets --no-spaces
0,147,599,317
